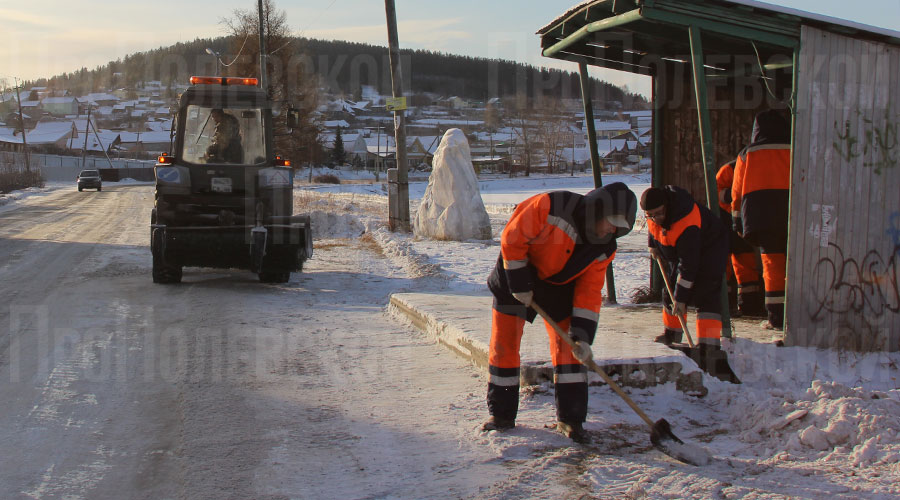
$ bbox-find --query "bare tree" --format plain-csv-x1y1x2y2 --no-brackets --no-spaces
504,96,537,177
484,100,501,161
532,97,570,174
222,0,322,168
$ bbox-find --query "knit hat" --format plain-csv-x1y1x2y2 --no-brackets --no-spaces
640,187,667,210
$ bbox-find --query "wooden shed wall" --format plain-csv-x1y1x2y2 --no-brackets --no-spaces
658,60,792,205
786,26,900,351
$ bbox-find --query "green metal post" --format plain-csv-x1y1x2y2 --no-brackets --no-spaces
651,70,665,297
579,62,617,303
688,25,731,338
579,62,603,188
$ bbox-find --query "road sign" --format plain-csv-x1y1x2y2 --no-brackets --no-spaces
385,97,407,111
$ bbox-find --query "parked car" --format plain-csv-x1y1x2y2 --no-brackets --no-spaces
77,170,102,191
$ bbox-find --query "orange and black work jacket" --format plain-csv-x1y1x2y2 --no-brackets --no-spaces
647,186,727,305
731,115,791,243
716,160,737,228
497,191,616,344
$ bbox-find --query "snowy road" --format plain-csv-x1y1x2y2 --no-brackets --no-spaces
0,185,523,499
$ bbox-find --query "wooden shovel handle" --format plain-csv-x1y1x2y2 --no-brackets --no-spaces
654,256,695,348
531,302,655,428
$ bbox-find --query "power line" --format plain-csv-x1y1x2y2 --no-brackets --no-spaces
221,33,252,67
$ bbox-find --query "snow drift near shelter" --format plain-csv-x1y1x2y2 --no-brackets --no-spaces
413,128,492,241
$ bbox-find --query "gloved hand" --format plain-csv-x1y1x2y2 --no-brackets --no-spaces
648,247,663,261
572,341,593,365
511,290,534,306
672,301,687,317
733,217,744,238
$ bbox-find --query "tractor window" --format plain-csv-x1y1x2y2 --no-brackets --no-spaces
180,105,266,165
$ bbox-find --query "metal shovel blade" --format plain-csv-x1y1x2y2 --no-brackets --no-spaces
650,418,712,466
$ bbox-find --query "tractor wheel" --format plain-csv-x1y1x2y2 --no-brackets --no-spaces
259,271,290,283
151,227,182,284
153,258,183,284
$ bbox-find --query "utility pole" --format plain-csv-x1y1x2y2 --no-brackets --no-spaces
257,0,268,95
81,104,92,169
571,131,576,176
384,0,410,232
13,78,30,172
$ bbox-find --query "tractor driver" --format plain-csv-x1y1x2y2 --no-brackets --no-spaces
206,108,243,163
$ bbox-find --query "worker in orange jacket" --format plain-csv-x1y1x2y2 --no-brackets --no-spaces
716,160,764,317
732,110,791,330
643,185,741,384
483,182,637,444
642,185,729,347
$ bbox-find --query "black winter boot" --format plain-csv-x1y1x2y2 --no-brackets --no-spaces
654,328,683,345
557,421,591,444
482,416,515,432
686,344,741,384
738,291,765,317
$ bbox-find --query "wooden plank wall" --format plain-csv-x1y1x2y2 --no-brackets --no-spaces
660,60,791,206
787,26,900,351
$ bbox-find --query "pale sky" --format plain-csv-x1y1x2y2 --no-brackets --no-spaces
2,0,898,97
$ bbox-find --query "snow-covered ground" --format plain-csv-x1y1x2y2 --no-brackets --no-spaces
297,166,900,498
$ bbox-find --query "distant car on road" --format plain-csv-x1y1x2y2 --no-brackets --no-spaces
77,170,102,191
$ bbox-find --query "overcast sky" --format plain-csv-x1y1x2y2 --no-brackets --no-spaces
2,0,898,97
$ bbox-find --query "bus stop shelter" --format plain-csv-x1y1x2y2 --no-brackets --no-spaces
538,0,900,350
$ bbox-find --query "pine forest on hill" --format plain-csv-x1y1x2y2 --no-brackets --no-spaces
31,36,648,108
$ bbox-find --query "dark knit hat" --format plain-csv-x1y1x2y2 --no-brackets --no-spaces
640,187,667,210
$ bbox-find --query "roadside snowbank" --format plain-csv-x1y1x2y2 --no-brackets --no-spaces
0,182,66,211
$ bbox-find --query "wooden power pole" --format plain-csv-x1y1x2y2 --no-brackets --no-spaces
257,0,268,95
13,78,30,172
384,0,410,232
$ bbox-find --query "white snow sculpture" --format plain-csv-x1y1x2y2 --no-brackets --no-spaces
413,128,492,240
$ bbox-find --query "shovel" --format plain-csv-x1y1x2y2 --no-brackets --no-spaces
654,256,741,384
531,302,712,466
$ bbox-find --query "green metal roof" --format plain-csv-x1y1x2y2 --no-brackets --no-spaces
538,0,900,76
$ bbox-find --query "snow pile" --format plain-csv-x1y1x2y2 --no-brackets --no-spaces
368,227,447,280
413,129,492,241
715,380,900,465
308,210,366,239
0,183,61,210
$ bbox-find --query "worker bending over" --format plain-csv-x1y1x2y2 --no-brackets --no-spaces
484,182,637,444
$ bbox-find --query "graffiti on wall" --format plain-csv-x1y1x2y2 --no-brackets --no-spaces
809,242,900,322
833,111,899,175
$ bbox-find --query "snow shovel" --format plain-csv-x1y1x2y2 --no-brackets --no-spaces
531,302,712,466
654,256,741,384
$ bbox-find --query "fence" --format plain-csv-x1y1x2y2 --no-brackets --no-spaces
0,151,156,182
